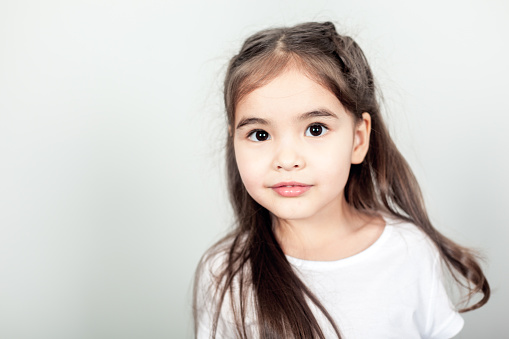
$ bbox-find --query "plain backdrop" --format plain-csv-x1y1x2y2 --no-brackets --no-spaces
1,0,508,338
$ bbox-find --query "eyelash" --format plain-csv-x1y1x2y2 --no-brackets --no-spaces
247,129,271,142
305,123,329,137
246,123,329,142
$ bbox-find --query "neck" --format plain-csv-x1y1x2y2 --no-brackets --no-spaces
273,199,384,261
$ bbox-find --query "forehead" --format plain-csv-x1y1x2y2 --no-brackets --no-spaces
235,67,345,122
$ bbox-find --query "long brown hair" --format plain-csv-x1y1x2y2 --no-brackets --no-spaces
193,21,489,338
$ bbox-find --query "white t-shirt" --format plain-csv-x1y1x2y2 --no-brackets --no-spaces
195,218,464,338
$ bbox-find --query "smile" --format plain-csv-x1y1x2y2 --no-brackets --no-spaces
271,182,312,197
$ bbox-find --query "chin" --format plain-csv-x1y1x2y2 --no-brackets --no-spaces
268,206,317,223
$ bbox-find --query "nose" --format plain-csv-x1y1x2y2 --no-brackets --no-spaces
273,140,305,171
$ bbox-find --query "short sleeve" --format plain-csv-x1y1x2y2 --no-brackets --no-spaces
423,254,464,339
194,258,215,339
193,258,213,339
194,251,238,339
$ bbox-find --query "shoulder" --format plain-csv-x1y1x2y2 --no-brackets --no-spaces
193,233,252,338
193,236,233,338
194,234,242,294
382,217,464,338
385,216,430,242
383,217,440,262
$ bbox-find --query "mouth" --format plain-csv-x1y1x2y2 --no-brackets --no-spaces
270,182,312,197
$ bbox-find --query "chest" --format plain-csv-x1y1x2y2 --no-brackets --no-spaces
294,254,430,338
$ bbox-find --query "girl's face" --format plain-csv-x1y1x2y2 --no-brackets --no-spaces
233,67,371,223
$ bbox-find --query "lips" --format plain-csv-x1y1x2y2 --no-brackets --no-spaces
271,181,312,197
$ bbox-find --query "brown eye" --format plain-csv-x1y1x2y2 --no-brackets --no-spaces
305,124,327,137
248,130,271,141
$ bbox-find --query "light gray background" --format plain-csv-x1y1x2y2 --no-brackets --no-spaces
1,0,507,338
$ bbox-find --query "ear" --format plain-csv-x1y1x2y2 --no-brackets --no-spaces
351,112,371,164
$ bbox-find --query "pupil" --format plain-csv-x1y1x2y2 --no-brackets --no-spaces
256,131,268,141
310,125,322,136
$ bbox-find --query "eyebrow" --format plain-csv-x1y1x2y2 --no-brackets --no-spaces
236,117,269,129
235,109,338,129
299,109,338,121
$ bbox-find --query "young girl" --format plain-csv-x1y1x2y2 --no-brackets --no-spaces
193,21,490,338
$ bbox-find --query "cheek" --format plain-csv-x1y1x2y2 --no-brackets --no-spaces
234,144,268,191
319,157,350,183
310,142,353,184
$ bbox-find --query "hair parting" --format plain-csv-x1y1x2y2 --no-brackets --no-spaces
193,21,489,338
